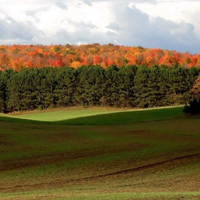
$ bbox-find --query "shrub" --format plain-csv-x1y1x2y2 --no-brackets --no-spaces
184,99,200,114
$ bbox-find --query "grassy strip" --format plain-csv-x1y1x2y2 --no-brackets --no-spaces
59,192,200,200
11,109,120,122
1,191,200,200
0,114,47,124
57,107,184,125
0,106,184,125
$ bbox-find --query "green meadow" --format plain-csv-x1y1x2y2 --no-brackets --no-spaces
0,106,200,200
10,108,119,122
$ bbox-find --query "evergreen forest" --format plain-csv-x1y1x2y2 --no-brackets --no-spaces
0,65,199,113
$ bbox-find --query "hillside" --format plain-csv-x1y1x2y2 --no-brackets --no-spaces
0,107,200,199
0,44,200,71
3,106,183,124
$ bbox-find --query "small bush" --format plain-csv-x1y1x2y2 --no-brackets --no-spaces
184,99,200,114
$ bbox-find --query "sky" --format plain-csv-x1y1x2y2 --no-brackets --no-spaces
0,0,200,54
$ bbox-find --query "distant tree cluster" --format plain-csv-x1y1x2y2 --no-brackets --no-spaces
0,65,199,113
0,44,200,71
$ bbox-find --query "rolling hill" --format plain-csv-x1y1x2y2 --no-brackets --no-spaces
0,106,200,200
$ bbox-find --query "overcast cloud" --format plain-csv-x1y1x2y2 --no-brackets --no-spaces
0,0,199,53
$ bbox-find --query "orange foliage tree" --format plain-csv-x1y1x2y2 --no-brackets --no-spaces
0,44,199,71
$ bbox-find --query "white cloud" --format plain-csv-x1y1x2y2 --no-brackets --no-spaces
107,22,121,31
111,3,200,53
82,0,93,6
134,1,200,37
55,1,68,10
0,0,199,53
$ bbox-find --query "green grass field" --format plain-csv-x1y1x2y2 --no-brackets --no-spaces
10,108,120,122
0,106,200,200
2,105,184,124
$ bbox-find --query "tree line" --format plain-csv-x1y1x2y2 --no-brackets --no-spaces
0,65,199,113
1,44,200,71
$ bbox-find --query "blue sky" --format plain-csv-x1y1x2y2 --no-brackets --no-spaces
0,0,200,53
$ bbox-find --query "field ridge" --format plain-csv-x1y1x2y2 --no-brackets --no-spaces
64,153,200,182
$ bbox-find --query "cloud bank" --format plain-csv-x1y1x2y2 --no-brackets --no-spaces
0,0,199,53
